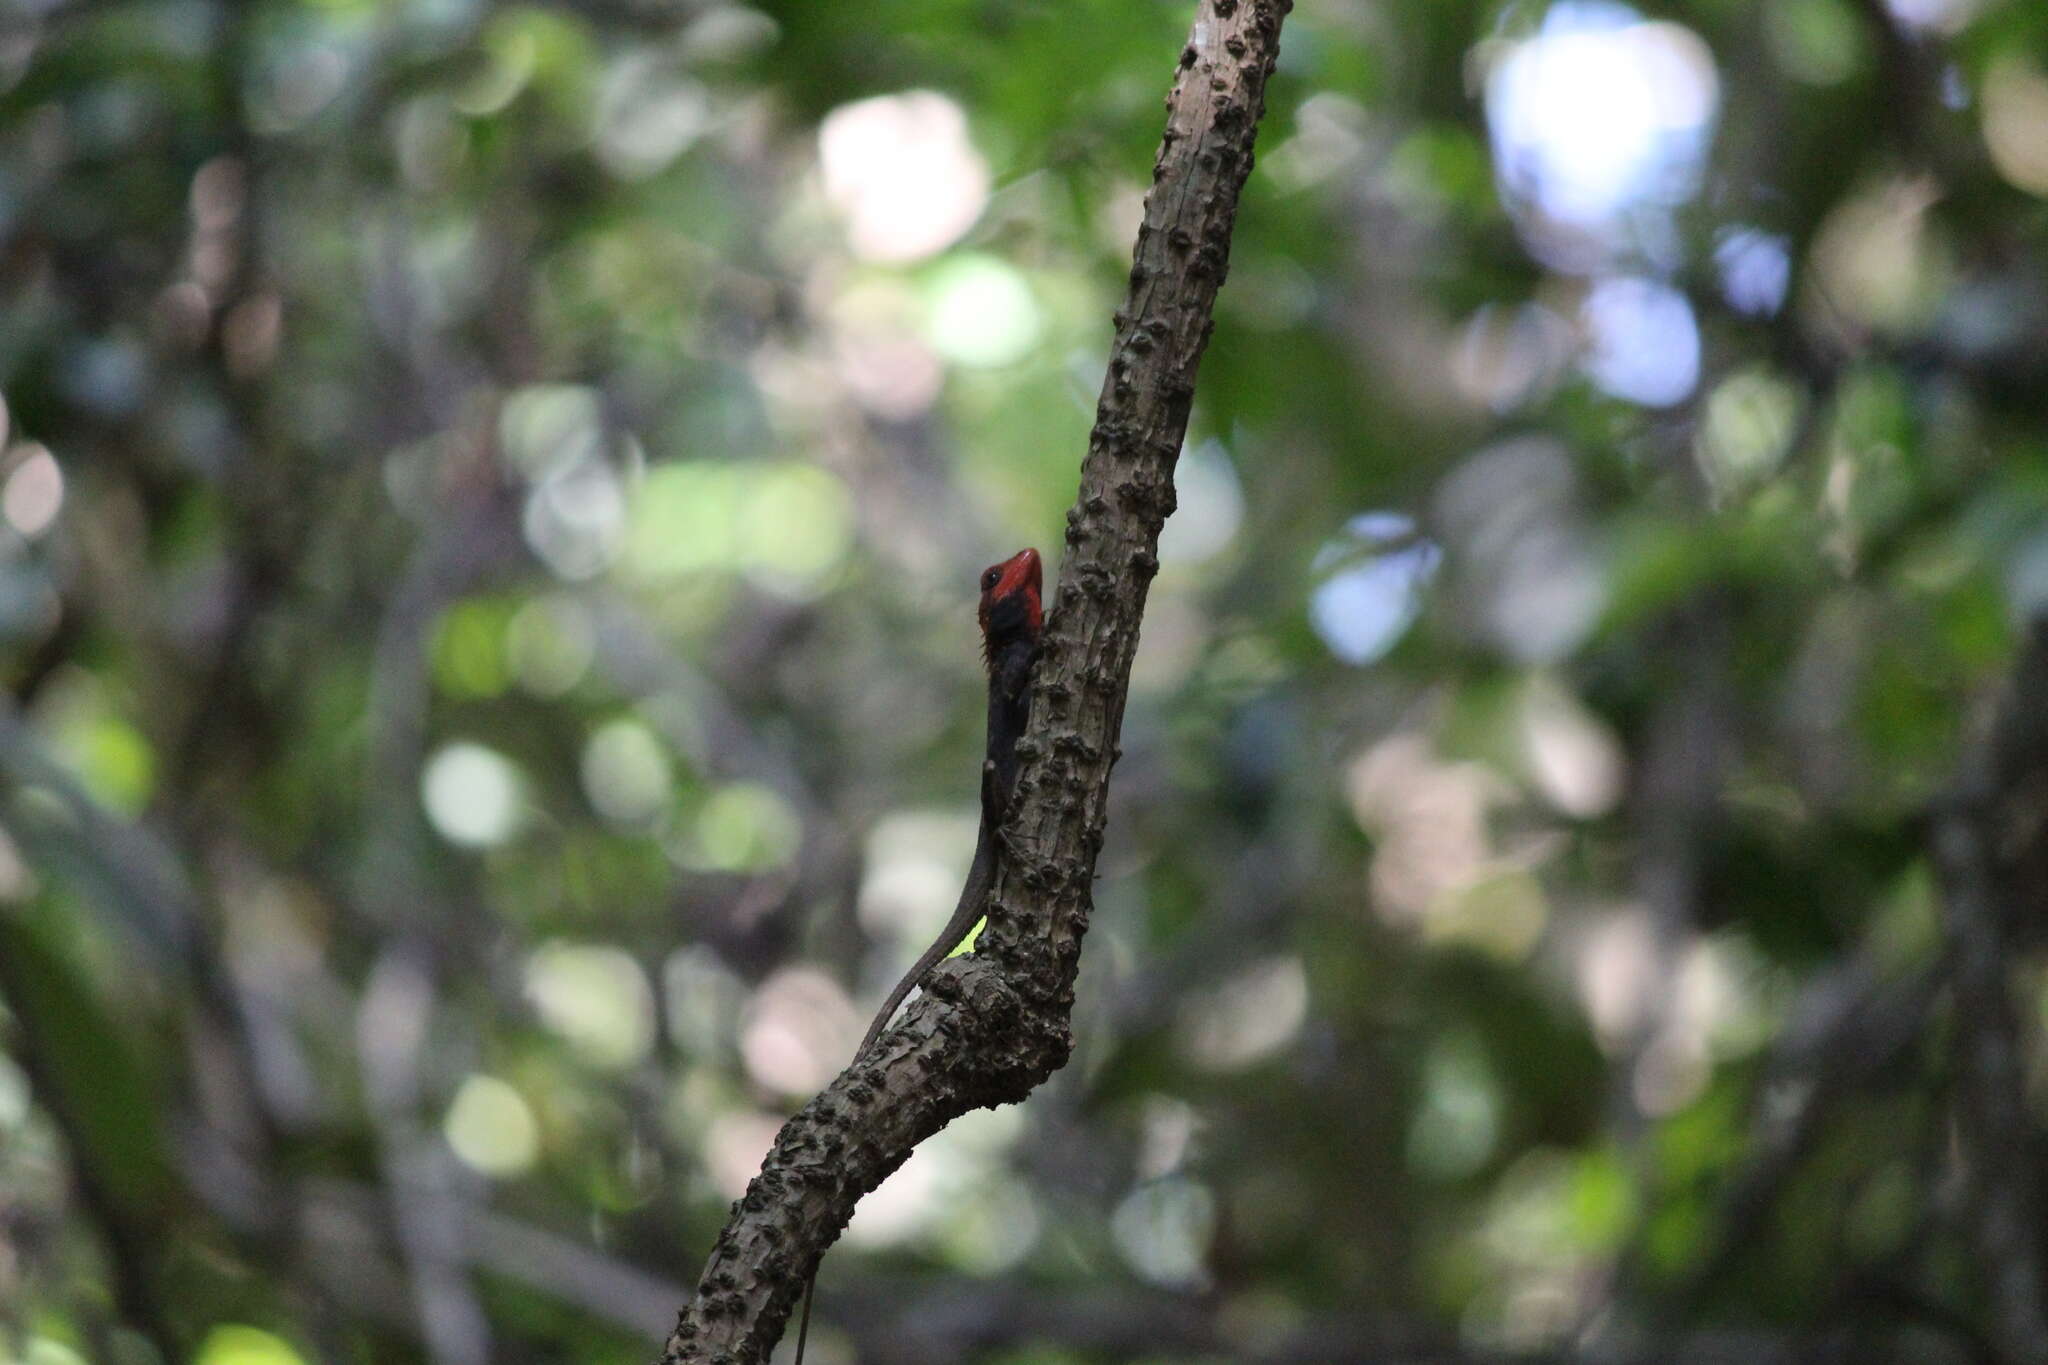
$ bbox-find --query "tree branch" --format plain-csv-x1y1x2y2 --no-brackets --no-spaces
655,3,1291,1360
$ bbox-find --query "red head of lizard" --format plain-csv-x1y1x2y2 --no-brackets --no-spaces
976,547,1043,668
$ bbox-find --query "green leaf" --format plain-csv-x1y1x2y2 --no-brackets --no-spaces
0,905,172,1215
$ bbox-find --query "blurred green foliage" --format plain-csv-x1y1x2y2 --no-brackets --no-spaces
1,0,2047,1362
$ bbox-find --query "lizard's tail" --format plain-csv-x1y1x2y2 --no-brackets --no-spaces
793,1270,815,1365
856,818,996,1057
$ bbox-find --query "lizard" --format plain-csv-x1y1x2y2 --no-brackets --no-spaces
856,544,1044,1056
794,545,1044,1364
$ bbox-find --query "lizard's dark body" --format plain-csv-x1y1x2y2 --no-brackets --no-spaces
795,549,1043,1365
857,615,1036,1056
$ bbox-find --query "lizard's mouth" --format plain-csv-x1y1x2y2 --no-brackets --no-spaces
979,548,1043,648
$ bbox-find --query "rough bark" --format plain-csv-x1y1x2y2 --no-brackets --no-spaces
655,3,1290,1360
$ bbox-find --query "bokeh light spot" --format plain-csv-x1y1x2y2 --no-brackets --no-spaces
1521,674,1625,818
525,459,626,581
857,810,980,954
22,1340,88,1365
525,941,657,1069
737,463,854,597
444,1073,541,1178
3,444,63,537
581,717,674,826
432,600,512,700
1983,57,2048,198
594,54,708,180
1111,1176,1216,1288
421,742,526,848
627,463,740,579
194,1326,306,1365
1696,367,1801,498
1581,276,1699,407
51,710,155,817
1713,228,1791,317
820,91,989,263
740,967,861,1097
1437,438,1607,663
500,384,604,479
1452,303,1575,412
1310,512,1442,665
506,594,596,697
1408,1032,1502,1181
924,255,1041,368
1486,3,1718,261
1179,956,1309,1070
1809,177,1944,335
0,1054,27,1130
1886,0,1978,32
678,783,801,873
627,462,851,596
1157,440,1244,567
